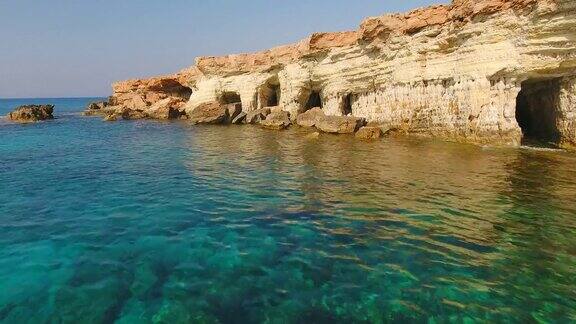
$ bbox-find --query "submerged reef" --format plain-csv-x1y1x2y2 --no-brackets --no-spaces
89,0,576,148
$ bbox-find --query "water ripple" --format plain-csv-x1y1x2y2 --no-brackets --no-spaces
0,100,575,322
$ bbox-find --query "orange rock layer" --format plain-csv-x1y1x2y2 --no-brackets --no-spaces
114,0,552,87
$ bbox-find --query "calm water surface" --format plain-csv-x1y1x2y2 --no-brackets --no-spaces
0,98,575,323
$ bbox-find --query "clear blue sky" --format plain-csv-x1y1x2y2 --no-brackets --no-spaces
0,0,445,98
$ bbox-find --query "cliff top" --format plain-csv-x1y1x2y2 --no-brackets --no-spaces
114,0,552,89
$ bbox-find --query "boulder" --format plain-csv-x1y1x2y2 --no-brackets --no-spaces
296,107,325,127
225,103,243,123
8,105,54,122
315,116,366,134
147,97,185,120
232,112,247,124
188,101,229,124
355,126,384,140
261,110,291,130
245,108,272,124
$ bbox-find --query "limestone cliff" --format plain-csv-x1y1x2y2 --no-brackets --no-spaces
107,0,576,148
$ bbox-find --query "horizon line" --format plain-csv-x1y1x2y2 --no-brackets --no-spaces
0,96,108,100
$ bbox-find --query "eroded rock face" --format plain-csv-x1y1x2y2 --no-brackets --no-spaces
109,0,576,147
8,105,54,122
147,97,186,120
91,68,198,120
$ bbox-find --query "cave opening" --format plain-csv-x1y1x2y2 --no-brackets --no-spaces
267,85,280,107
305,91,322,111
151,80,193,101
179,86,193,100
220,92,242,106
515,79,561,145
342,93,353,116
260,83,280,108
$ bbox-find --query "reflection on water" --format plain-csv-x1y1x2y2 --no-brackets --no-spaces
0,116,575,323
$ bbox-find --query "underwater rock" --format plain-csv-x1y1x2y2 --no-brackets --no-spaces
8,105,54,122
305,131,321,140
355,126,384,140
103,114,118,122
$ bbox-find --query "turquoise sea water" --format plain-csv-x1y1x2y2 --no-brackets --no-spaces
0,98,575,323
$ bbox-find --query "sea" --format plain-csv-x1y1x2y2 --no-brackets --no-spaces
0,98,575,323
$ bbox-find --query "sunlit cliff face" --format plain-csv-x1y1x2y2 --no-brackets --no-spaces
107,0,576,148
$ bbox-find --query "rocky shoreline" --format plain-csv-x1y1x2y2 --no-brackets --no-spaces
94,0,574,148
84,99,388,140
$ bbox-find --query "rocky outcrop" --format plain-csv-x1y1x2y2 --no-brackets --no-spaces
86,67,197,120
8,105,54,122
85,95,187,121
108,0,576,148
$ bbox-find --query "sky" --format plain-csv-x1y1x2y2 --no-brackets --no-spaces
0,0,445,98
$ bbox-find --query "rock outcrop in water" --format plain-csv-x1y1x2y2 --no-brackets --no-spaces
8,105,54,122
97,0,576,148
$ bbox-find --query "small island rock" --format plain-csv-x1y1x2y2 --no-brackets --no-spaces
8,105,54,122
